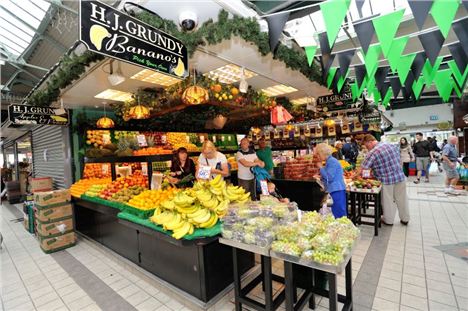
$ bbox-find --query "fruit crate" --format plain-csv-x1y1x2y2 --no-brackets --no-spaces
152,161,170,172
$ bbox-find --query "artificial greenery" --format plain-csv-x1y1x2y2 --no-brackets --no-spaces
28,51,104,107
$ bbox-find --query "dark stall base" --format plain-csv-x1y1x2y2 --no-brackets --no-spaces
73,199,254,303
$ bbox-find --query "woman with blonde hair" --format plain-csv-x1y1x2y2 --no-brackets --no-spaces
315,143,347,218
196,141,229,180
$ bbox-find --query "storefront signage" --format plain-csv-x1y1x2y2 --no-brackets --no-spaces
316,92,353,112
79,0,188,79
429,115,439,121
8,104,69,126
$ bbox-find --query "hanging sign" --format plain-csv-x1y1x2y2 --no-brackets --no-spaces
79,0,188,78
316,92,353,112
8,104,69,126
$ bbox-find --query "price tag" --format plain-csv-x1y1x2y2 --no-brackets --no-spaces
141,162,148,176
212,135,217,143
294,127,300,138
260,180,269,195
198,165,212,180
137,134,147,147
186,135,190,143
102,134,111,145
282,129,288,139
102,164,109,176
221,135,225,142
161,135,167,144
227,136,232,141
362,169,371,178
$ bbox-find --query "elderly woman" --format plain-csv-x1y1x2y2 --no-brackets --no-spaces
315,143,347,218
332,140,345,160
196,140,230,180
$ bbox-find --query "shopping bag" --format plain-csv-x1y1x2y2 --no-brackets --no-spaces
429,162,439,176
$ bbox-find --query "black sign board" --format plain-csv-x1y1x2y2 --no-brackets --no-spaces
8,105,69,126
79,0,188,79
316,92,353,112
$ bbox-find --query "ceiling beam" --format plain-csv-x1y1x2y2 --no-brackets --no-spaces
42,0,78,15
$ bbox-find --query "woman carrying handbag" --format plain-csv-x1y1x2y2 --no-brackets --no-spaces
400,137,414,177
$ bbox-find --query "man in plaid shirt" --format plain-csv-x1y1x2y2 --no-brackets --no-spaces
360,134,409,225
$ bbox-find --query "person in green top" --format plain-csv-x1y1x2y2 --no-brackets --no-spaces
256,138,274,175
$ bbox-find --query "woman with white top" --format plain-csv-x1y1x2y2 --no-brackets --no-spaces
196,141,229,180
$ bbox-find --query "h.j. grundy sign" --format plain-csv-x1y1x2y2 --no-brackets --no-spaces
79,0,188,79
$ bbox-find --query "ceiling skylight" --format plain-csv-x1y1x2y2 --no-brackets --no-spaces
95,89,133,102
0,0,51,56
131,69,181,87
205,64,257,84
262,85,298,97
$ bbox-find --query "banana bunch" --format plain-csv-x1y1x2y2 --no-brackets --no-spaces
225,185,251,203
150,211,194,239
185,208,218,228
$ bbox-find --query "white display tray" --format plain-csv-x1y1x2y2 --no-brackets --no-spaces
269,236,360,274
219,237,271,256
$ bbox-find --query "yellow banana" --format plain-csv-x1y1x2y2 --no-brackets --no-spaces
187,208,207,219
199,212,218,228
192,209,211,224
172,221,190,239
209,174,222,187
188,224,194,235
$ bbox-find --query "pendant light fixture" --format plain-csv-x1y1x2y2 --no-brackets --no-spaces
182,67,209,105
239,67,248,93
108,61,126,86
96,102,115,128
129,95,150,119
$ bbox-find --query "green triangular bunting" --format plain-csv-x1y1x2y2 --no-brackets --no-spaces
452,79,462,98
372,87,381,103
422,57,443,85
351,83,358,101
387,36,409,72
447,60,468,88
364,44,381,77
327,67,338,88
412,77,425,100
434,69,454,102
397,53,416,85
372,9,405,57
320,0,351,47
358,76,368,98
382,88,393,107
431,0,459,38
305,46,317,66
367,76,376,91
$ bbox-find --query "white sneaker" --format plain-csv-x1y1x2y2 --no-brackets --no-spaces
444,188,450,193
448,188,459,195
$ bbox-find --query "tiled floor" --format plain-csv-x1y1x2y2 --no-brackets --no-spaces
1,174,467,311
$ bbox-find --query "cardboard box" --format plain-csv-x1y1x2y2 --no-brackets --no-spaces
34,189,71,207
38,232,75,253
35,203,73,222
36,216,74,238
30,177,53,193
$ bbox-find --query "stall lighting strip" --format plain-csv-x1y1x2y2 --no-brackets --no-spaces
94,89,133,102
131,69,181,86
261,84,298,97
204,64,257,84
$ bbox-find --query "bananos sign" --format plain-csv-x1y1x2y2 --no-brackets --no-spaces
79,0,188,79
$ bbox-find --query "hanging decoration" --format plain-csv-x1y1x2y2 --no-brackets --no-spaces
96,102,115,128
266,11,290,51
389,77,402,99
422,57,443,85
305,46,317,66
411,52,427,79
270,105,293,125
372,9,405,57
364,44,382,78
447,42,468,73
433,69,454,102
387,36,409,72
337,49,355,78
418,29,444,66
396,53,416,85
408,0,433,31
452,19,468,56
320,0,351,48
128,96,150,120
430,0,459,38
182,85,210,105
447,60,468,89
412,76,426,100
375,67,391,91
354,19,375,55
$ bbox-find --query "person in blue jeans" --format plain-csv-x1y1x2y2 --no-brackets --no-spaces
315,143,347,218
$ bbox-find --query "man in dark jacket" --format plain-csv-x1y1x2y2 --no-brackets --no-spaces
413,133,434,184
342,137,359,165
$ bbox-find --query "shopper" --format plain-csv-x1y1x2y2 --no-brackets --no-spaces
267,182,290,203
332,141,345,160
412,132,433,184
256,138,274,175
169,147,196,186
360,134,410,225
196,141,229,180
441,136,461,194
430,136,443,173
236,138,264,200
315,143,347,218
399,137,414,177
342,137,358,165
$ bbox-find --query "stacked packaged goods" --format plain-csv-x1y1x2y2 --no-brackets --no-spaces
34,189,75,253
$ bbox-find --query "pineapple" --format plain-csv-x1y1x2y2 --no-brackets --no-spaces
147,136,155,148
116,138,133,157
